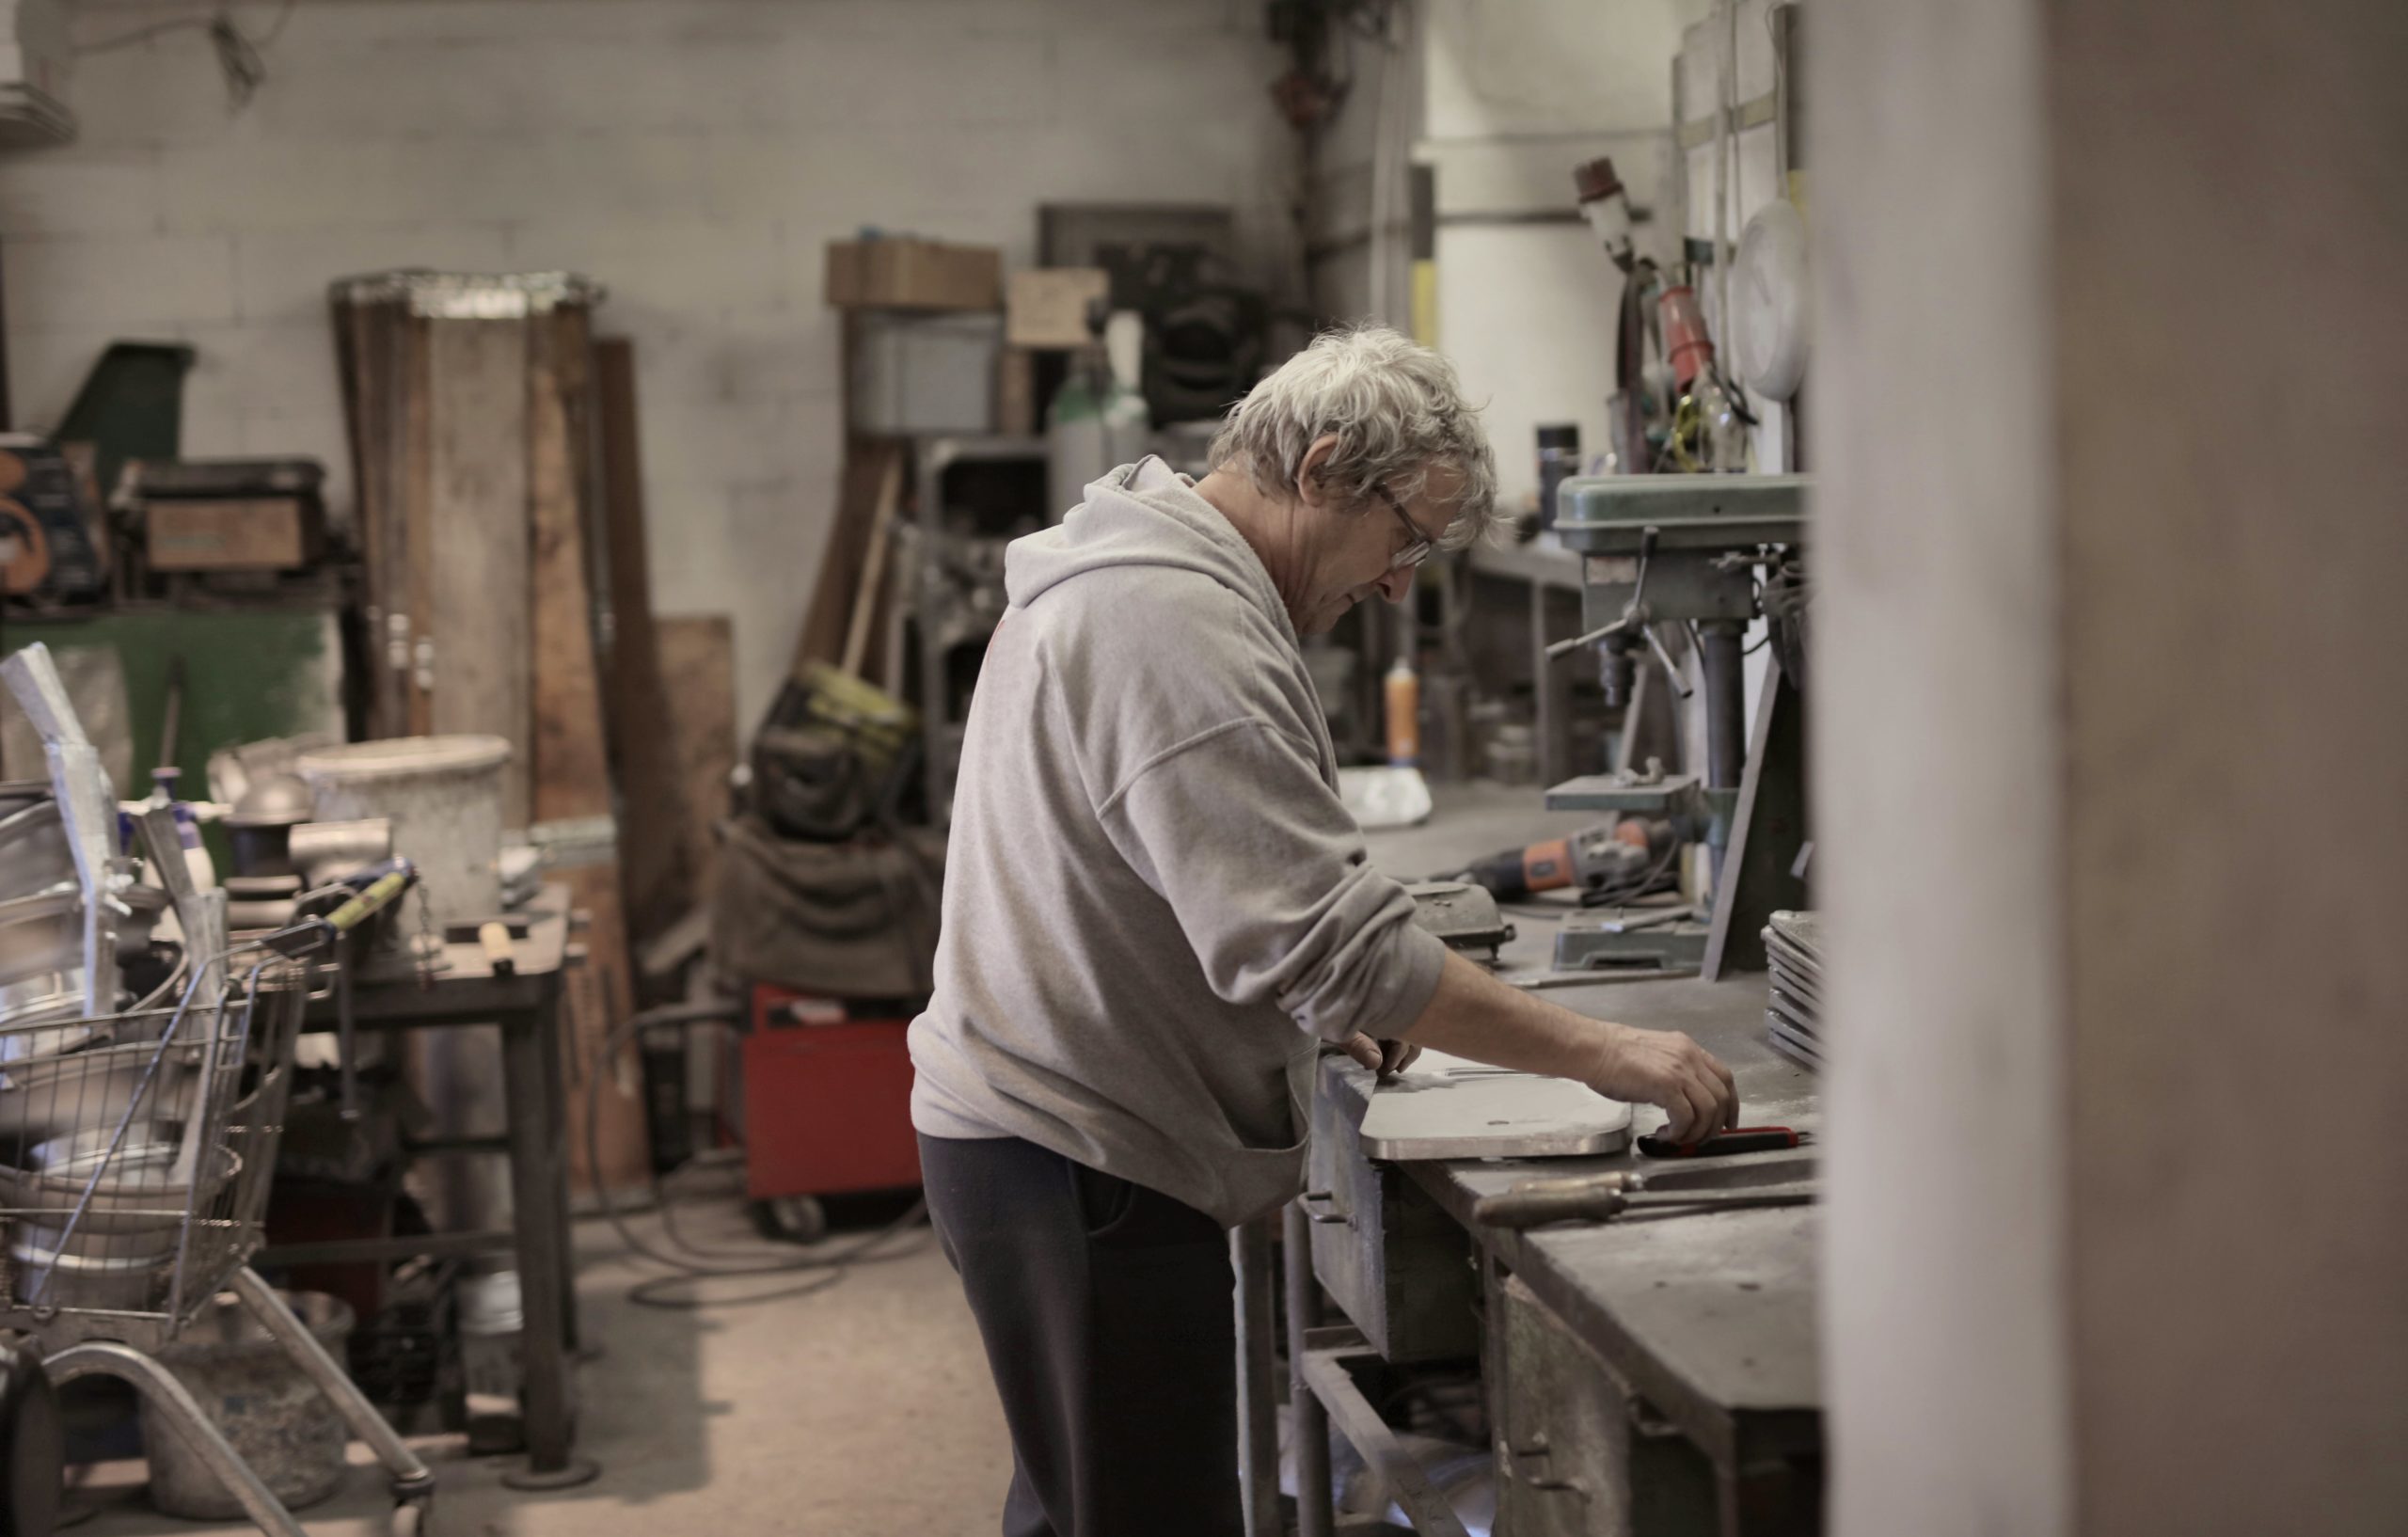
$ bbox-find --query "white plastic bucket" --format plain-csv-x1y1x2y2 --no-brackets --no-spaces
296,736,510,925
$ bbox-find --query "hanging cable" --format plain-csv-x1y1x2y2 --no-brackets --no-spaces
584,1001,932,1311
73,0,297,108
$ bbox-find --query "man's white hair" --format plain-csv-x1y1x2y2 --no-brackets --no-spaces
1209,325,1499,550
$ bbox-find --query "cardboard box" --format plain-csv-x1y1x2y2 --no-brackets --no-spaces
146,498,322,571
1006,267,1112,349
824,237,1002,311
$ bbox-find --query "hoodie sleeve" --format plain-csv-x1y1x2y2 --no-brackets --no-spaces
1094,719,1449,1043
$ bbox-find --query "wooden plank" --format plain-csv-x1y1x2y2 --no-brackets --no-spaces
334,294,409,738
527,309,609,821
403,311,436,740
525,302,649,1191
423,317,532,826
592,337,692,950
656,615,737,910
788,436,905,682
840,454,903,677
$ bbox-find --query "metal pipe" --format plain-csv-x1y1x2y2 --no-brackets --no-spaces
44,1339,309,1537
1284,1199,1335,1537
1700,620,1748,790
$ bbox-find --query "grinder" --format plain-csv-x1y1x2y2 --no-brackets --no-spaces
1460,818,1675,904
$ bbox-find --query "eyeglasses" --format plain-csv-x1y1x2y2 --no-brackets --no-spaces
1371,484,1437,572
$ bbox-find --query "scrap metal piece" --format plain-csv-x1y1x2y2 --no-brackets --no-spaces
1356,1054,1633,1160
327,269,606,318
5,645,122,1015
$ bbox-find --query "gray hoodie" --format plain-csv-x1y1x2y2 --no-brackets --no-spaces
907,456,1449,1227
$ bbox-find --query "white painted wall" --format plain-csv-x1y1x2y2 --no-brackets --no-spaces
0,0,1293,725
1300,0,1415,330
1418,0,1710,509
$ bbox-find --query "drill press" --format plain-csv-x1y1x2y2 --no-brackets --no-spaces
1543,474,1810,977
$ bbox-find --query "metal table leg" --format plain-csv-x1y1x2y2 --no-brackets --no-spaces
535,987,581,1355
498,993,597,1490
1232,1216,1282,1537
1284,1200,1335,1537
1300,1338,1474,1537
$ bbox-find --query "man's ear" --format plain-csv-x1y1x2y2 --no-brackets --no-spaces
1294,435,1342,509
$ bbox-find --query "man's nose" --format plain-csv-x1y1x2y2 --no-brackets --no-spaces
1375,565,1416,603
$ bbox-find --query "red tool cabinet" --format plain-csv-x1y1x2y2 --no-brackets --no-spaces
742,986,924,1198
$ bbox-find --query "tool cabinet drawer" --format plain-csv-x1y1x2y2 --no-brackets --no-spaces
1489,1272,1718,1537
1304,1069,1480,1364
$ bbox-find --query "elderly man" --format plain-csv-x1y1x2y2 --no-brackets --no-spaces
910,326,1736,1537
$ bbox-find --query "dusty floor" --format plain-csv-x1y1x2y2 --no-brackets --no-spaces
64,1192,1019,1536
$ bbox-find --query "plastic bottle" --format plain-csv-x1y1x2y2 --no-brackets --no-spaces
171,800,215,894
1385,654,1421,767
1690,371,1751,473
1045,309,1152,519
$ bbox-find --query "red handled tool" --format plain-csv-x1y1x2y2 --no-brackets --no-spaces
1636,1126,1806,1159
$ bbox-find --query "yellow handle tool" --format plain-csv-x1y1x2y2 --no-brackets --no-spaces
324,867,412,934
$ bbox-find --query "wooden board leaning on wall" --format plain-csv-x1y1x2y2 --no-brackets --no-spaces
527,301,649,1195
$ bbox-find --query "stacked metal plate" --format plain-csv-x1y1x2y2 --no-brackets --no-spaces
1763,910,1824,1070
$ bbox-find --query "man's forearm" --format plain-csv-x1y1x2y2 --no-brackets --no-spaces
1397,948,1611,1079
1394,948,1741,1139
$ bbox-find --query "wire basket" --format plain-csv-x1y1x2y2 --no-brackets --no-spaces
0,952,305,1349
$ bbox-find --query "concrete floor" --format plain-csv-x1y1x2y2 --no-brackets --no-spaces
65,1193,1019,1536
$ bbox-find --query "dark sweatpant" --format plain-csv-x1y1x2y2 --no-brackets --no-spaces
919,1133,1243,1537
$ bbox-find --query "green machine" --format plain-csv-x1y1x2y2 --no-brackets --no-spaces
0,607,353,866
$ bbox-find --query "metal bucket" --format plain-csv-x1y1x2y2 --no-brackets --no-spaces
142,1290,356,1519
299,737,515,1244
0,1138,239,1236
8,1232,173,1310
0,989,97,1056
0,889,84,992
0,1041,198,1146
295,735,511,925
0,796,74,903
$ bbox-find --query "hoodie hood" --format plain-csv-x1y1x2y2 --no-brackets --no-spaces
1006,457,1298,651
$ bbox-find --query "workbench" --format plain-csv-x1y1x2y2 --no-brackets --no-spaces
1256,789,1823,1537
261,884,593,1490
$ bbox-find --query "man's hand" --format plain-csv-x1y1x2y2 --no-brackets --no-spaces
1580,1022,1738,1143
1391,952,1740,1139
1339,1034,1423,1079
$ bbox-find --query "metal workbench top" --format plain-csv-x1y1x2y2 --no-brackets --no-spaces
1354,784,1824,1463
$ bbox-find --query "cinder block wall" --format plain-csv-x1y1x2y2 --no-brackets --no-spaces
0,0,1295,723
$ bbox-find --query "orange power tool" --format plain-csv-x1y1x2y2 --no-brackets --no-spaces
1462,819,1671,903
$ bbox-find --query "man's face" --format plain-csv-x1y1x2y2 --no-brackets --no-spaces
1291,461,1462,637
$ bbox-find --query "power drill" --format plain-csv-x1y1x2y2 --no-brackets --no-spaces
1459,819,1675,904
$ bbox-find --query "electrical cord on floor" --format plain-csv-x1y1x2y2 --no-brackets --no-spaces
586,1001,933,1311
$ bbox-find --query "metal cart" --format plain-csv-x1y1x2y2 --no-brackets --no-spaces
0,928,438,1535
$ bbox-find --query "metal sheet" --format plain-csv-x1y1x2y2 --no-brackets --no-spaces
1765,909,1822,961
1357,1052,1633,1160
1766,1017,1822,1070
1766,959,1822,1011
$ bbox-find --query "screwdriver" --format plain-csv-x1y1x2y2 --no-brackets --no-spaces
1472,1172,1816,1229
